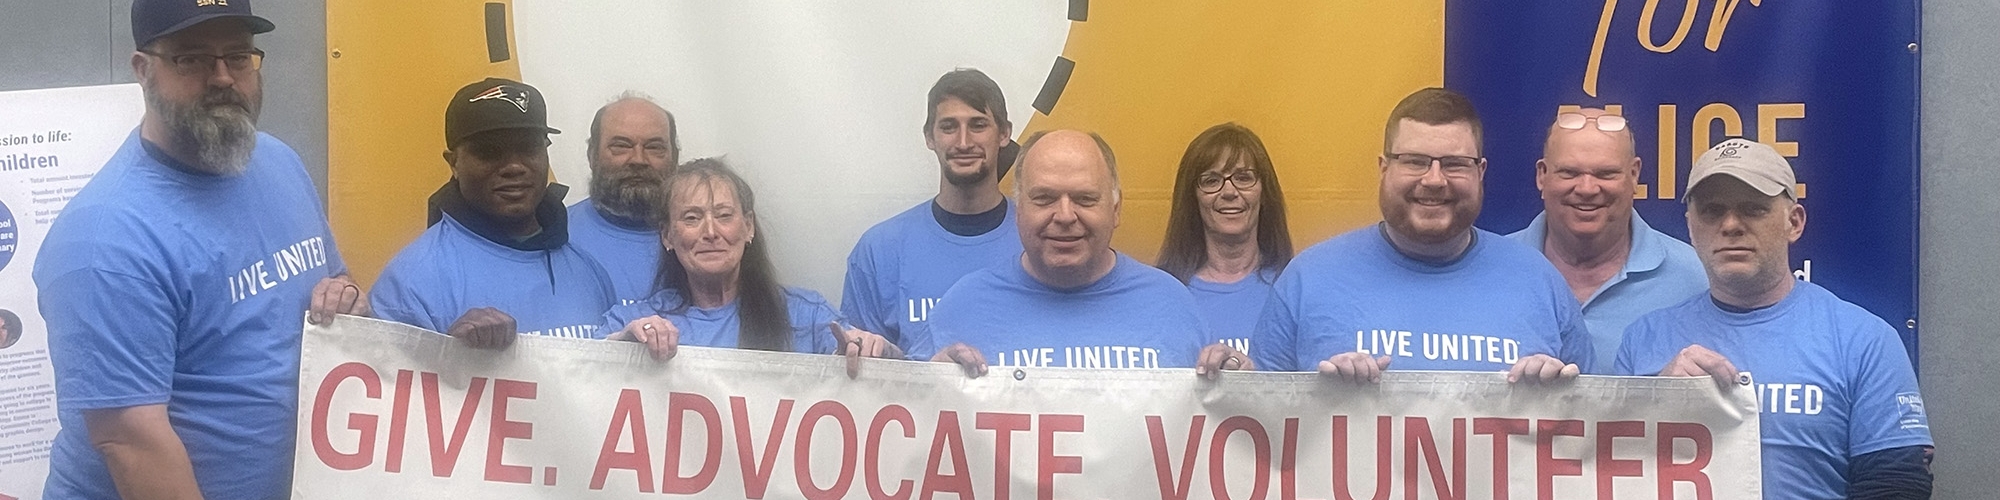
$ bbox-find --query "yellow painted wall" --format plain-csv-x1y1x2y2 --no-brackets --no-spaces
1015,1,1444,262
327,0,521,286
327,1,1442,284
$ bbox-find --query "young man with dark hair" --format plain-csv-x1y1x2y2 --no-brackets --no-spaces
840,68,1024,352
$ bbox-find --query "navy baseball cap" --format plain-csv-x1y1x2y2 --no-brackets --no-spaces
445,78,562,148
132,0,277,48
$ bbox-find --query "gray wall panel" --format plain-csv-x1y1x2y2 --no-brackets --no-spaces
0,1,113,91
1919,0,2000,496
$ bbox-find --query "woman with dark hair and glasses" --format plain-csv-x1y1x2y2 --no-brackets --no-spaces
599,158,900,367
1155,123,1294,354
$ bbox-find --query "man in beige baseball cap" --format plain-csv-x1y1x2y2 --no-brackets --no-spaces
1615,138,1934,497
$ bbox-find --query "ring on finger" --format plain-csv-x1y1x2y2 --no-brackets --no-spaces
643,324,656,332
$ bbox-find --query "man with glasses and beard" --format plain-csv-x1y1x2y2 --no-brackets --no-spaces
1251,88,1595,383
842,68,1024,354
34,0,365,497
570,93,680,304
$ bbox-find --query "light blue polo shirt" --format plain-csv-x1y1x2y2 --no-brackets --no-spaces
1508,210,1707,365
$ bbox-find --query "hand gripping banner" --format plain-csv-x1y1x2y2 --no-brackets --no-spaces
296,316,1760,499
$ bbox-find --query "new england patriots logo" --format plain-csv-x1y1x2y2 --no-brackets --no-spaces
469,85,532,113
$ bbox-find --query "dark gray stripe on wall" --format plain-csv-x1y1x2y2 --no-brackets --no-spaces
484,3,511,63
1033,56,1076,116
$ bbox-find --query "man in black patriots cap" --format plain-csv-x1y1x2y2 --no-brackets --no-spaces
368,78,618,349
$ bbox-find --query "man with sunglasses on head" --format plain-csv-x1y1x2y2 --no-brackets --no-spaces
35,0,365,497
1252,88,1595,383
1506,108,1706,366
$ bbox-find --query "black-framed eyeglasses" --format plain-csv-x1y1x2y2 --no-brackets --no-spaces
1555,112,1627,132
1197,170,1259,194
1386,153,1483,177
140,49,265,76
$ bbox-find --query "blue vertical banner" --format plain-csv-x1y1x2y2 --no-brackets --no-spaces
1448,1,1922,362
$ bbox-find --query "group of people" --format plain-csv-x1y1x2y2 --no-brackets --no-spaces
31,1,1932,499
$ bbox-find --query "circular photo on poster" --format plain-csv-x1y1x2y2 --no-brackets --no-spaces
0,197,16,273
0,309,21,350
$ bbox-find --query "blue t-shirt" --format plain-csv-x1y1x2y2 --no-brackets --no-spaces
1187,268,1278,356
567,198,661,304
1616,281,1933,500
36,132,344,499
841,200,1021,351
912,253,1209,368
596,286,841,354
371,212,616,339
1252,225,1595,373
1508,210,1708,365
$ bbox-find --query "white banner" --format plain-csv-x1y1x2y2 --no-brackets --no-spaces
297,316,1760,500
0,83,143,500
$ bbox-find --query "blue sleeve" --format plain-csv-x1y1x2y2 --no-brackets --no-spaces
794,294,842,355
1250,271,1302,372
1846,445,1933,499
1555,297,1598,374
904,318,940,361
1612,322,1641,376
584,253,619,313
367,265,451,333
41,267,177,411
839,243,893,342
1845,319,1934,455
595,302,648,340
1163,288,1212,369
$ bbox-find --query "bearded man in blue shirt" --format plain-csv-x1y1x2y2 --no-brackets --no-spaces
1253,88,1594,383
37,1,365,496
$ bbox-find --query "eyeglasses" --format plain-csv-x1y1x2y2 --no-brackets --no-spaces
1555,112,1627,132
1386,153,1483,177
1197,170,1260,194
141,49,265,76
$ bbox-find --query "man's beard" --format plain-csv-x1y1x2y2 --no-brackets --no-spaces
590,164,665,224
942,158,993,187
147,85,260,175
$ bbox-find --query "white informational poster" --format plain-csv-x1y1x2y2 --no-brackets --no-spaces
297,316,1762,499
0,83,144,500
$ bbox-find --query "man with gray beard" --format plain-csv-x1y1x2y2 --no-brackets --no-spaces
34,0,366,498
569,94,680,303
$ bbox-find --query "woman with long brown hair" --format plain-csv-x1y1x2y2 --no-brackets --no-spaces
600,158,899,365
1155,123,1294,353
